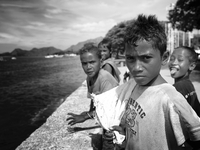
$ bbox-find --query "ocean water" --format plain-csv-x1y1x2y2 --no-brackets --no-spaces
0,56,86,150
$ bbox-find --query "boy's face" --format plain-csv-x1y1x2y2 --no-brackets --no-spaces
80,51,101,79
99,44,111,61
168,48,191,79
125,40,163,86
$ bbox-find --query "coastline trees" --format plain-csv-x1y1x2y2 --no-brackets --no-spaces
168,0,200,32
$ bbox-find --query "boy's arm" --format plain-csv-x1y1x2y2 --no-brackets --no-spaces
67,110,95,126
170,91,200,143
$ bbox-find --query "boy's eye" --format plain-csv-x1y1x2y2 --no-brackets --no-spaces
169,56,175,62
142,56,151,61
169,57,174,61
178,58,183,62
82,62,87,65
126,56,135,61
89,61,96,64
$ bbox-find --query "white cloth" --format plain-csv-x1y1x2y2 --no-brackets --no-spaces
92,79,136,144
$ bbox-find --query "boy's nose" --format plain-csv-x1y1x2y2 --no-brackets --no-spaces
87,63,92,69
134,61,143,72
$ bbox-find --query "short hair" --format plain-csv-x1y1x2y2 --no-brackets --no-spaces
176,46,198,63
98,37,112,51
80,42,101,59
125,14,167,56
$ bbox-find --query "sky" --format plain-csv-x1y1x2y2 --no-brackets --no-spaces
0,0,177,53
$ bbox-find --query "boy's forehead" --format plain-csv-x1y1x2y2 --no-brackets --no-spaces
99,44,109,49
126,40,153,48
173,48,190,57
80,51,99,59
125,40,158,54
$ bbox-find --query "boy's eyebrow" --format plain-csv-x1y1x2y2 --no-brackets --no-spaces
126,52,153,57
140,53,153,57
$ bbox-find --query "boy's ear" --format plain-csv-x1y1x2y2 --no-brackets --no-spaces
161,51,170,66
189,62,196,71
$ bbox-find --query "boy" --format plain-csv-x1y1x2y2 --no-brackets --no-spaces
66,43,118,149
168,46,200,117
98,38,121,83
95,14,200,150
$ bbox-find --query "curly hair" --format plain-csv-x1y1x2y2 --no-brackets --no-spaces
79,42,101,59
125,14,167,56
98,37,112,52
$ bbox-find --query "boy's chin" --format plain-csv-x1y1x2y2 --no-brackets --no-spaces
170,74,176,78
171,74,181,79
88,73,98,79
88,74,95,78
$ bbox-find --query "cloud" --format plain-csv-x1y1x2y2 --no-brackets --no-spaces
73,19,116,33
0,0,177,52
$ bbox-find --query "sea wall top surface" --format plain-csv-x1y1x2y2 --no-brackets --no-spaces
16,82,102,150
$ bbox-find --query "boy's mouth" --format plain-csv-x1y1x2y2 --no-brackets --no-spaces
170,67,178,75
87,71,93,75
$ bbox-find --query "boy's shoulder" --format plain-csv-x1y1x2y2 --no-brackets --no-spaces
174,78,192,86
102,58,115,67
174,78,195,91
98,69,118,83
99,69,113,78
149,83,184,100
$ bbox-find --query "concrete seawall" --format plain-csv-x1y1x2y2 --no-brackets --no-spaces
16,82,101,150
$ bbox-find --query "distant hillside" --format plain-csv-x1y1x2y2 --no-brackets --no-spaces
11,48,28,56
0,47,63,57
24,47,62,57
0,37,103,57
65,36,103,54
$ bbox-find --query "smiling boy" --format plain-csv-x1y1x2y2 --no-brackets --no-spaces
98,38,121,83
168,46,200,117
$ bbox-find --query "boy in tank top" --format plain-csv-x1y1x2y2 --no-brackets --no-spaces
98,38,121,83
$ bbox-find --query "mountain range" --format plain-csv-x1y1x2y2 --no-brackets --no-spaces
0,36,103,57
66,36,103,53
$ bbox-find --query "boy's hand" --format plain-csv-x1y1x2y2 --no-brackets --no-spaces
110,125,126,147
66,112,87,126
110,125,125,136
103,130,114,140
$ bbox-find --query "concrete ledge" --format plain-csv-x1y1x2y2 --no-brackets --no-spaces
16,83,101,150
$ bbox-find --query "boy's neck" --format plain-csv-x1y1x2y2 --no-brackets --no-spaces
89,72,99,86
145,74,166,86
175,74,190,83
103,57,111,61
133,74,166,99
